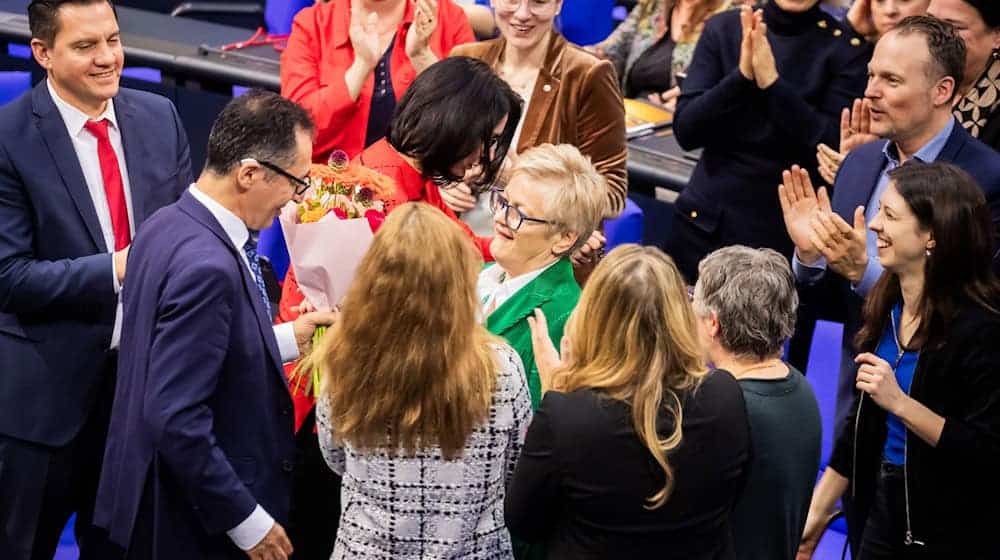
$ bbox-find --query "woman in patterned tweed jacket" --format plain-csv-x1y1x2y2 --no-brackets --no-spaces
311,203,532,559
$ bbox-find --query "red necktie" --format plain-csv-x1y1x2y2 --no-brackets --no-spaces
84,119,130,251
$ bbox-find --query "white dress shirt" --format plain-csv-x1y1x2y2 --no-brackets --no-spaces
188,185,301,550
47,80,135,349
477,260,557,319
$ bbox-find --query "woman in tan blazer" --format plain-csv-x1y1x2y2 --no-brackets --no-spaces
447,0,627,264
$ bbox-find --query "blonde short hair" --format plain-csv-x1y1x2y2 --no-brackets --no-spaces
508,144,608,253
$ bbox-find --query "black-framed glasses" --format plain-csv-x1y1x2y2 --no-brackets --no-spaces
489,188,554,231
243,158,311,196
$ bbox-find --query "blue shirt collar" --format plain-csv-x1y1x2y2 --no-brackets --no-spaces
882,117,955,168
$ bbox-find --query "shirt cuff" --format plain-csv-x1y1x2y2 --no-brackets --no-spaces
226,504,273,551
852,258,884,297
111,253,121,294
273,322,299,364
792,253,827,284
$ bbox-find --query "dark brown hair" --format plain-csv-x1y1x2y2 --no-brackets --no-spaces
856,162,1000,352
28,0,116,45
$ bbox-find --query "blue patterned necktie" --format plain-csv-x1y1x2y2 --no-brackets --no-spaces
243,231,272,318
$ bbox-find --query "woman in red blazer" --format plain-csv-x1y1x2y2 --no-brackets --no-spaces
281,0,476,162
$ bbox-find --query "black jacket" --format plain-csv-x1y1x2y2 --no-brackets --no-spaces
828,303,1000,557
505,370,751,560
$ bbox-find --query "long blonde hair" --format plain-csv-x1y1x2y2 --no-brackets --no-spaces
311,203,498,459
552,245,707,508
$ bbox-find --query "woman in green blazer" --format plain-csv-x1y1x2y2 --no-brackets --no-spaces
477,143,609,409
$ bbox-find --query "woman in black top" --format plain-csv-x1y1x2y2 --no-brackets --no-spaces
506,245,751,560
667,0,870,281
799,162,1000,559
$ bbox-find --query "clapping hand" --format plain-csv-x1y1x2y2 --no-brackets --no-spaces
349,1,380,70
246,522,293,560
778,165,828,265
817,99,878,184
809,203,868,284
406,0,439,68
738,5,778,89
846,0,876,40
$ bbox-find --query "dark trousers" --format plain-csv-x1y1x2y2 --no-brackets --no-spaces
0,362,116,560
288,407,342,560
859,463,929,560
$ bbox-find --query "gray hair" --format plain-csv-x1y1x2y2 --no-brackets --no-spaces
692,246,798,361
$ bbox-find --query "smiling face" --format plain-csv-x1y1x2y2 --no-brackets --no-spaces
492,0,561,52
241,128,313,231
864,31,953,143
872,0,932,37
869,180,934,274
489,174,575,277
31,1,122,117
928,0,1000,90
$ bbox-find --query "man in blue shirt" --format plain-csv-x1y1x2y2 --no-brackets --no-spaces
779,16,1000,525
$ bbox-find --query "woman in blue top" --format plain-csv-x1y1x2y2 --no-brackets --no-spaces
798,162,1000,559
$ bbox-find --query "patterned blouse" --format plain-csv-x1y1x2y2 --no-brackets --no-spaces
596,0,733,91
316,343,533,559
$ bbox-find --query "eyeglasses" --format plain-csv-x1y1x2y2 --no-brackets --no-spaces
489,188,554,231
242,158,311,196
494,0,557,15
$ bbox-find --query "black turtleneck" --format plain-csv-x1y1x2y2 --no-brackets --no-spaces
667,1,872,282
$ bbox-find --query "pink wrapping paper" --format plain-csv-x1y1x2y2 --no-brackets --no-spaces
279,201,374,312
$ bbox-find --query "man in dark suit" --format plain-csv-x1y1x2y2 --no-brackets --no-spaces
781,15,1000,555
0,1,192,558
94,90,337,560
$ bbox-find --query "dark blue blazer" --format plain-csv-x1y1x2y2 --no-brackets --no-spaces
0,81,191,447
94,191,296,559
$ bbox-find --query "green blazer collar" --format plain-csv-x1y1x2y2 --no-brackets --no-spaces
486,259,577,336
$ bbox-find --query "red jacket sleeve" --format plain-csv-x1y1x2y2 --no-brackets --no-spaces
281,6,364,158
423,181,493,261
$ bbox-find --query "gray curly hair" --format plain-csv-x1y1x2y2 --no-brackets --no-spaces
692,246,798,361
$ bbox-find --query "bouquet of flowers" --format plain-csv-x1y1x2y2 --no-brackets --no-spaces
282,150,396,395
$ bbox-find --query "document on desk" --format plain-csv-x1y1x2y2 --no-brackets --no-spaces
624,99,672,139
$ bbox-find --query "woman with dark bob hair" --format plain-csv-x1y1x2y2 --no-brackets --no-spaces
362,54,522,259
798,162,1000,558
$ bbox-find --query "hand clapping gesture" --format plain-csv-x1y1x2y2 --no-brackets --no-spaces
406,0,439,71
349,1,380,70
778,165,828,265
816,99,879,184
738,5,779,89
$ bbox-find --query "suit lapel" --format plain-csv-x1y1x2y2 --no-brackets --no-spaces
486,259,574,336
114,92,151,225
516,32,565,152
836,142,887,220
177,192,287,384
32,82,106,252
936,118,968,164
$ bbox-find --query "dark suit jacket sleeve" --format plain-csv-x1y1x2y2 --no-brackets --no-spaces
0,143,115,314
143,257,258,535
759,44,869,151
505,390,564,542
169,100,193,196
937,320,1000,473
672,20,760,151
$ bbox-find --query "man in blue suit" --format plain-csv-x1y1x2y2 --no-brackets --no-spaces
94,90,337,560
0,1,192,558
780,16,1000,555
